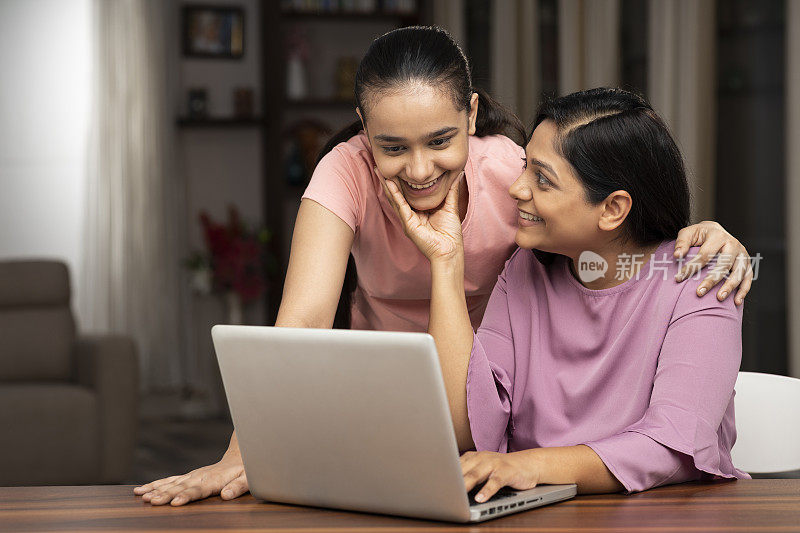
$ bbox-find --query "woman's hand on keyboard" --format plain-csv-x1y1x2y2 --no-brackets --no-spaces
461,451,540,503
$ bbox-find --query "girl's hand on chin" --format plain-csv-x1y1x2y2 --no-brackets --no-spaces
377,166,465,263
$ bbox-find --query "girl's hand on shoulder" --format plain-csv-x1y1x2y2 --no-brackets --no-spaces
673,221,753,305
377,167,465,263
460,450,541,503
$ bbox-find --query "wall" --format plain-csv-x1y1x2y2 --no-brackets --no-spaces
0,0,91,307
175,0,264,414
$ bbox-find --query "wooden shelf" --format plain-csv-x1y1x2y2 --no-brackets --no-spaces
176,117,264,128
282,10,419,23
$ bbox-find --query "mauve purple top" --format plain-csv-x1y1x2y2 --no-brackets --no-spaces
466,240,751,493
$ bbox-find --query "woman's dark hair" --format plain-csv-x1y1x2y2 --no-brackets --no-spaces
314,25,525,329
531,87,690,253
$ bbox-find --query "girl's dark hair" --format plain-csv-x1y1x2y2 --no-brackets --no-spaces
314,25,525,329
532,87,690,253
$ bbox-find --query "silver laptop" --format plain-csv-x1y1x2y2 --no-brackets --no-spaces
211,325,576,523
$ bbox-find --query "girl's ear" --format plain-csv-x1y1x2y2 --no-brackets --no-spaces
468,92,479,135
356,107,370,147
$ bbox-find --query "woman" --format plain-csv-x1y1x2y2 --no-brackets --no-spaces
381,87,750,499
135,27,751,506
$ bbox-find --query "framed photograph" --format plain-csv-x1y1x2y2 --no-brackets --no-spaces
182,5,245,59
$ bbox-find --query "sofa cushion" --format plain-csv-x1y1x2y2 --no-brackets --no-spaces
0,383,99,485
0,261,75,380
0,261,70,307
0,307,75,380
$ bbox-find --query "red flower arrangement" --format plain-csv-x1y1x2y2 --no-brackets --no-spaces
186,206,275,305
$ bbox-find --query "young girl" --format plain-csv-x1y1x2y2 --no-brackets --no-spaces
135,27,751,506
381,87,750,498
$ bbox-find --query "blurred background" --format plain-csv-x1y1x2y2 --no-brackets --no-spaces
0,0,798,486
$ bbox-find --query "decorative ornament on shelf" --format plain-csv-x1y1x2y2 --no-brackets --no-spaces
286,27,310,100
334,57,357,101
184,206,277,325
187,88,209,118
233,87,255,118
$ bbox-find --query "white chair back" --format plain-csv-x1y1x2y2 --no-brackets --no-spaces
731,371,800,473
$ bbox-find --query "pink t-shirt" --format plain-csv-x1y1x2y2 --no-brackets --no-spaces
302,131,524,332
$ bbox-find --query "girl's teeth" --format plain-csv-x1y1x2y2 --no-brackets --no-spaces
406,178,438,190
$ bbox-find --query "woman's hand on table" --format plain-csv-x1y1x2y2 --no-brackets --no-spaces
377,167,465,264
673,221,753,305
133,452,249,506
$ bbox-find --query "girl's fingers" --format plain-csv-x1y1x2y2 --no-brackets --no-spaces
676,234,726,281
376,168,416,226
166,483,217,506
220,472,249,500
443,171,464,212
673,224,703,259
133,475,182,494
696,250,736,296
716,253,751,302
734,261,754,305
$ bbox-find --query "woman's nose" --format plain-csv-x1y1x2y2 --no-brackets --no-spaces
509,174,532,201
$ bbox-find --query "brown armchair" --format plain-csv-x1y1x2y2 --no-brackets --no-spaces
0,260,138,485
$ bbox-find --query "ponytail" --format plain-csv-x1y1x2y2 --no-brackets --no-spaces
315,120,363,166
473,87,526,146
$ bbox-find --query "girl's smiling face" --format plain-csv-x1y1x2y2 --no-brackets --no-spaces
360,83,478,213
510,119,608,256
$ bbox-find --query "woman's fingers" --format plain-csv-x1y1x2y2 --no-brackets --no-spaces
474,473,506,503
461,455,496,493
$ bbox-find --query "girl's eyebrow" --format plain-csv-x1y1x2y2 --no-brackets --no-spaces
374,127,458,143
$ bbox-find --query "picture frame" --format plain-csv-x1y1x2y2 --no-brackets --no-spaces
182,5,245,59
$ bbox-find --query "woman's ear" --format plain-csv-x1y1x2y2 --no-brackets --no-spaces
598,190,633,232
468,92,479,135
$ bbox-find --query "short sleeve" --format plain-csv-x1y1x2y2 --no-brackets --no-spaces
466,258,517,453
583,271,750,493
301,145,365,233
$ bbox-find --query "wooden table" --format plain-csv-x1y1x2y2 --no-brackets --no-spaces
2,479,799,532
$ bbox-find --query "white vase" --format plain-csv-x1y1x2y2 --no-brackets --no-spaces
225,291,243,325
286,54,308,100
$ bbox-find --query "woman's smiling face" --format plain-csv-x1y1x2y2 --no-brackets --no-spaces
510,119,604,256
361,83,477,212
